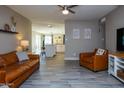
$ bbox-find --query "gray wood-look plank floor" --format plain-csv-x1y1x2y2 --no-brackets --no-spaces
20,53,124,88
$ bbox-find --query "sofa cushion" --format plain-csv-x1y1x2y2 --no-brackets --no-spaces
22,59,39,67
5,59,39,83
5,64,29,83
86,59,93,63
1,51,18,66
84,57,93,64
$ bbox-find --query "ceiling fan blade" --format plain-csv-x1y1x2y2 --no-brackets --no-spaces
68,5,78,8
68,9,75,14
58,5,64,9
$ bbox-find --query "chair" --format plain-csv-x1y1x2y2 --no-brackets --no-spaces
79,49,108,72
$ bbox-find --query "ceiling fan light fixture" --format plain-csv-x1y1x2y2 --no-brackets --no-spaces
62,9,69,15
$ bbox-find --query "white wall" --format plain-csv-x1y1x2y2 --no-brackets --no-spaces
105,6,124,52
65,20,105,60
0,6,31,54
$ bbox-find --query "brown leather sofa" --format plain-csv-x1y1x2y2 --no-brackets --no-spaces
0,51,40,88
79,49,108,72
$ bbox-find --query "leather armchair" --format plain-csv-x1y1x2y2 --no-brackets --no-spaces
79,49,108,71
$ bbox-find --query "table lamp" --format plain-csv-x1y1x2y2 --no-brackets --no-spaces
20,40,29,51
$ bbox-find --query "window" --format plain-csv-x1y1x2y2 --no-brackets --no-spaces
45,35,52,45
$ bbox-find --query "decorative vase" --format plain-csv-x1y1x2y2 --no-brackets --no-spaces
11,25,16,32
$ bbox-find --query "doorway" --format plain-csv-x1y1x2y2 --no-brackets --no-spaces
31,23,65,65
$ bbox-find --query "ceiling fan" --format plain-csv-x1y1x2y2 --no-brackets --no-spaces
58,5,78,15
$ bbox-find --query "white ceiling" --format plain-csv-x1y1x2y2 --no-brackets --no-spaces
8,5,117,34
8,5,117,24
32,23,65,34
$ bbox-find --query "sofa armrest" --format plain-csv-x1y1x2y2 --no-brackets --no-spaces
93,55,108,70
28,54,40,60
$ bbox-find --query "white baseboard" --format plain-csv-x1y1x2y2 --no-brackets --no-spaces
64,57,79,60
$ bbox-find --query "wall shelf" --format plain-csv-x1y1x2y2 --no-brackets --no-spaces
0,29,18,34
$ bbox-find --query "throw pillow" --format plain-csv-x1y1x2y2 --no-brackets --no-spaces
16,52,29,62
96,48,105,55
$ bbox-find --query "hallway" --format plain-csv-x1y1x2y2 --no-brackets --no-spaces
20,53,124,88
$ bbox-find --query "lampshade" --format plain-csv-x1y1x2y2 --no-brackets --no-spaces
20,40,29,47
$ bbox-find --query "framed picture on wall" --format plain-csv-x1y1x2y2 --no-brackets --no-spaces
84,28,92,39
73,29,80,39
